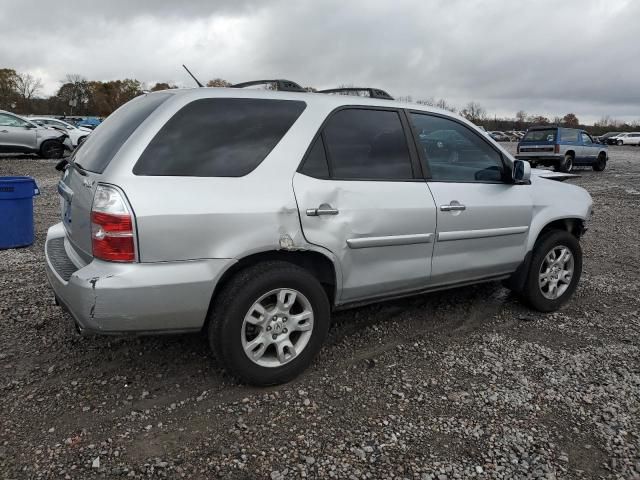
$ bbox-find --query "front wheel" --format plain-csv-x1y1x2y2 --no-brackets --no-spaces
593,153,607,171
519,230,582,312
208,261,330,386
617,140,623,146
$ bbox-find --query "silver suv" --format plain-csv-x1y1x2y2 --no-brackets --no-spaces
0,110,68,158
45,82,592,385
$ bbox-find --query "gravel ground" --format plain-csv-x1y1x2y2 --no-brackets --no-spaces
1,145,639,480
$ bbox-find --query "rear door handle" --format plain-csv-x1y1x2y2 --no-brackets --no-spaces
306,203,339,216
440,202,466,212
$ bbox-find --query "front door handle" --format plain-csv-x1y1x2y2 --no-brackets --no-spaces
306,203,339,216
440,201,466,212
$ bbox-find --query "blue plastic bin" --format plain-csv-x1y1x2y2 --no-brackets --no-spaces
0,176,40,249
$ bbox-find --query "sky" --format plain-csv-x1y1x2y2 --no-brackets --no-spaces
2,0,639,124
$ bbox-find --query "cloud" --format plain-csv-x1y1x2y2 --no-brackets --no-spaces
2,0,639,123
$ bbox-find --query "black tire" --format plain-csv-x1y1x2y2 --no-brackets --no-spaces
529,161,538,169
208,261,330,386
557,154,574,173
519,230,582,312
40,140,64,159
616,140,623,146
593,152,607,172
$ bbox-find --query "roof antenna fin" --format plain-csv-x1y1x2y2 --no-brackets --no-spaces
182,64,204,88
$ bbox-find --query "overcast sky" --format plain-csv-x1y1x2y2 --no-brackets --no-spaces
2,0,639,123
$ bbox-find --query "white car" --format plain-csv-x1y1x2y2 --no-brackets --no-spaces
613,132,640,146
28,117,92,148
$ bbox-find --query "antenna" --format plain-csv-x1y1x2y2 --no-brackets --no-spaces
182,64,204,88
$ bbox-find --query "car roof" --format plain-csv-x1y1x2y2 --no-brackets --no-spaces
145,86,469,122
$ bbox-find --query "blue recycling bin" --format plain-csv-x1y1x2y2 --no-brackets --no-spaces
0,176,40,249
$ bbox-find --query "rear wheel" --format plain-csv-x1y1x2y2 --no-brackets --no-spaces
208,261,330,386
519,230,582,312
40,140,64,159
557,153,573,173
593,152,607,171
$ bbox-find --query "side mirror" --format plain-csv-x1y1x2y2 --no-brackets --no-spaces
24,123,36,129
513,159,531,184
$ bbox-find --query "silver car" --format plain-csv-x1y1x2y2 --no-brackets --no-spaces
45,83,592,385
0,110,68,158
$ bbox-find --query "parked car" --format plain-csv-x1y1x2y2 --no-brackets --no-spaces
596,132,621,144
45,85,592,386
0,110,68,158
489,131,513,142
75,117,102,130
613,132,640,146
515,126,607,172
28,117,92,148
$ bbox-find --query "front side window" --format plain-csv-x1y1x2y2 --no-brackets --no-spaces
321,109,413,180
581,133,592,144
0,113,27,127
134,98,306,177
410,113,504,183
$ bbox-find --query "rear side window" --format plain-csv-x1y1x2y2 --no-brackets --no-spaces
560,129,579,142
74,93,171,173
523,129,557,143
322,109,413,180
134,98,306,177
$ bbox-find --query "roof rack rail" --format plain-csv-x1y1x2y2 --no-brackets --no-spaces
231,79,306,92
317,87,394,100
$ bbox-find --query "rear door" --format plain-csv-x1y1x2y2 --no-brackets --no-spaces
293,107,437,303
0,112,37,152
408,112,532,285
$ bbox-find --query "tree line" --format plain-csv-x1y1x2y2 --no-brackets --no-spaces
1,68,637,134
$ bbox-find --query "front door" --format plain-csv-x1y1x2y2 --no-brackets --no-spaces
0,113,37,152
579,131,596,164
293,107,437,303
408,111,533,285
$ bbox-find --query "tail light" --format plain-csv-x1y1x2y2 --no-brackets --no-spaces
91,185,136,262
554,144,560,154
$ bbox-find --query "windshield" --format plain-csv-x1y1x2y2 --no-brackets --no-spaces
522,129,556,143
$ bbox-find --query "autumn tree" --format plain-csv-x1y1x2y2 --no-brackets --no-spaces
528,115,550,125
562,113,579,128
14,73,42,100
149,82,175,91
206,78,232,87
0,68,18,109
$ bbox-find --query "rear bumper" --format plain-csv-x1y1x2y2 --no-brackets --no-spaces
44,222,235,335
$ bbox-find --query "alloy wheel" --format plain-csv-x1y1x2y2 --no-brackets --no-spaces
539,245,574,300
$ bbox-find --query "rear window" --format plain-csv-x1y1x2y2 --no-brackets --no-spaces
522,129,557,143
74,92,171,173
133,98,306,177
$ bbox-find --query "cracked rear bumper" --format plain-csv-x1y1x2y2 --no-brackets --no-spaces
44,223,234,335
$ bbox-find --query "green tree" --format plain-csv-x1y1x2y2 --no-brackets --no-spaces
0,68,18,109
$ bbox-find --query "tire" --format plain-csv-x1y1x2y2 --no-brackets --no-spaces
39,140,64,159
208,261,330,386
593,152,607,172
617,140,623,146
519,230,582,312
557,153,574,173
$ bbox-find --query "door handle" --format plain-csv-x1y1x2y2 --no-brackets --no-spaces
306,203,339,216
440,202,466,212
0,130,8,133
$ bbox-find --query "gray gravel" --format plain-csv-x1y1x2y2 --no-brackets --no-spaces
1,145,639,479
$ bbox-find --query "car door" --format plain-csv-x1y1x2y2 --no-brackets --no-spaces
293,107,437,303
579,132,597,164
408,111,533,285
0,113,37,152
